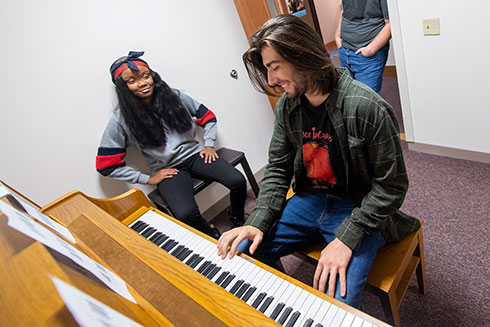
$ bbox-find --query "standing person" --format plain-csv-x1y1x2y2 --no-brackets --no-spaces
96,51,247,239
217,15,419,308
335,0,391,93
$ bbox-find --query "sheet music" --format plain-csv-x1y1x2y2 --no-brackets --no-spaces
0,183,10,198
0,201,136,303
51,277,143,327
11,192,77,243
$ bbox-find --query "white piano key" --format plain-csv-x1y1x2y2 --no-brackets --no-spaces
281,288,310,327
340,312,356,327
225,262,254,294
350,316,365,327
275,285,303,323
130,211,374,327
330,308,347,327
296,295,325,327
319,303,338,326
245,269,275,306
263,278,293,317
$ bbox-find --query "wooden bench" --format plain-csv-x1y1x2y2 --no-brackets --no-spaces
295,220,426,327
147,147,260,216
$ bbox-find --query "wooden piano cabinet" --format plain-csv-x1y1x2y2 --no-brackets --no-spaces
42,189,391,327
43,193,280,326
0,211,169,327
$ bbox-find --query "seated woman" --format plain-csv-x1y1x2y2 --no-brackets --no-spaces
96,51,246,238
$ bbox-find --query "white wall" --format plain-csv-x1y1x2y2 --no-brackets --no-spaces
0,0,274,208
389,0,490,154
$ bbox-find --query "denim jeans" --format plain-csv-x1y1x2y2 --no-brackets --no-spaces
338,44,389,93
253,191,386,308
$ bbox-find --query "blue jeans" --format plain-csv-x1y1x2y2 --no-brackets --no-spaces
338,44,389,93
253,192,386,308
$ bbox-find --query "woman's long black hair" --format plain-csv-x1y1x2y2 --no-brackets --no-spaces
115,70,192,149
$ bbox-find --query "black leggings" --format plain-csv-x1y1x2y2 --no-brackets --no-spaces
157,153,246,235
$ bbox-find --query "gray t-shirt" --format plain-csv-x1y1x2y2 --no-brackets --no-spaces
340,0,389,51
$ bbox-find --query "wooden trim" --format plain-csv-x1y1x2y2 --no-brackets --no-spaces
325,40,337,50
384,65,397,78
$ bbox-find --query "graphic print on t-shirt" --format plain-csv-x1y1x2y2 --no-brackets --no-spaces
303,127,337,189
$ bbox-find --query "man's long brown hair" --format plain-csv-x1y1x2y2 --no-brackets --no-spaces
243,14,338,96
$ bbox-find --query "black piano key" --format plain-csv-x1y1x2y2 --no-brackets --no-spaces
270,302,285,320
177,248,192,261
277,307,293,324
162,240,177,252
189,256,204,269
197,261,212,274
149,232,163,242
170,245,186,258
206,266,221,280
157,235,170,246
220,274,236,288
284,311,301,327
215,271,230,285
229,279,244,295
202,263,217,277
313,324,323,327
185,254,200,267
160,239,173,251
241,286,256,302
154,234,168,246
168,241,179,252
303,318,314,327
258,296,274,313
141,227,156,238
251,292,267,309
134,222,148,232
130,221,145,231
234,283,250,299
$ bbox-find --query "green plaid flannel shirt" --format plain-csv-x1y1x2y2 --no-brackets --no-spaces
246,68,420,251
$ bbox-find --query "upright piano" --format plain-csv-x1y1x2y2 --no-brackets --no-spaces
0,183,390,327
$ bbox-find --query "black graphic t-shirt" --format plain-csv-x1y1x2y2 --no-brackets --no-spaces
300,96,346,194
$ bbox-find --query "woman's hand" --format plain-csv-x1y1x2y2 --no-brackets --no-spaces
200,146,218,164
147,168,179,185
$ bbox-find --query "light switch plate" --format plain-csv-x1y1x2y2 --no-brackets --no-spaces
423,17,440,36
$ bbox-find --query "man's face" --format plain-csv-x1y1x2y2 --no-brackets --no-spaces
261,45,307,98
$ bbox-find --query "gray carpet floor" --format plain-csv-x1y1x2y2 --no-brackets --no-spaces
211,49,490,326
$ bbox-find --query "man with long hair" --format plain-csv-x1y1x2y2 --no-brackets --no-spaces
217,15,419,309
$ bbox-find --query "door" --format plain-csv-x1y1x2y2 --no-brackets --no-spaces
234,0,281,109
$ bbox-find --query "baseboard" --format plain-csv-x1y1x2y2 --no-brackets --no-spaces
408,142,490,164
325,40,337,50
384,65,397,77
201,165,266,221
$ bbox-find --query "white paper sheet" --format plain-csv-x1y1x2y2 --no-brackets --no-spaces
51,277,143,327
10,193,77,243
0,184,10,198
0,201,136,303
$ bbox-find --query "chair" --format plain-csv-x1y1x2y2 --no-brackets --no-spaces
147,147,259,216
285,188,426,326
296,220,426,327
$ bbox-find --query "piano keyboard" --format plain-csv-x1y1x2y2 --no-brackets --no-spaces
128,210,380,327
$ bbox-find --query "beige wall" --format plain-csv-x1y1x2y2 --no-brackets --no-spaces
314,0,342,44
0,1,275,208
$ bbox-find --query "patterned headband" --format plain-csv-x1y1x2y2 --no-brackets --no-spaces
110,51,149,84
